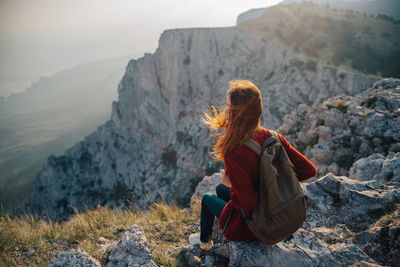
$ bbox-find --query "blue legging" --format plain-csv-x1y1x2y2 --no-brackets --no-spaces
200,183,231,242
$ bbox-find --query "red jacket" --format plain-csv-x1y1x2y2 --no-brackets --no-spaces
218,128,317,241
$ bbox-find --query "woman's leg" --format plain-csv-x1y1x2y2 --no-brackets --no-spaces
216,183,231,202
200,194,227,242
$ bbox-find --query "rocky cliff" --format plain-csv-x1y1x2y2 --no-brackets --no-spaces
28,24,376,221
279,78,400,177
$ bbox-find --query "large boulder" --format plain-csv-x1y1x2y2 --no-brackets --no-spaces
211,227,379,267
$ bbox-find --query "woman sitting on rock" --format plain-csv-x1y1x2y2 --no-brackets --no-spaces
189,79,317,245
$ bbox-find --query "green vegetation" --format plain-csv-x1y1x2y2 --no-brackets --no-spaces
305,60,317,72
327,100,348,114
362,96,378,108
161,146,178,167
334,153,355,169
0,200,202,266
308,135,319,147
376,203,400,228
287,121,305,135
237,2,400,78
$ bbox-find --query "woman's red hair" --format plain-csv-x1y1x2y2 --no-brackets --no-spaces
202,80,264,161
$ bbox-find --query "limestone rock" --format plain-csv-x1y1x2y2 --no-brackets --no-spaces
305,173,400,232
107,225,157,267
211,227,379,267
192,171,399,266
353,207,400,267
279,78,400,177
190,172,220,207
349,152,400,184
46,247,101,267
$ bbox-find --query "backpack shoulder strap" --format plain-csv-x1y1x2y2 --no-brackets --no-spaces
269,130,280,144
244,129,281,156
243,138,262,157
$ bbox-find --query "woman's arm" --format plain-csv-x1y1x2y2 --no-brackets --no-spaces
278,133,317,181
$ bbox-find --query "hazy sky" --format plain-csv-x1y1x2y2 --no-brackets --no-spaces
0,0,281,97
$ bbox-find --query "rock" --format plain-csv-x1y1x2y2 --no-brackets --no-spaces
310,147,332,164
381,152,400,183
350,152,400,184
349,154,385,182
211,228,377,267
279,78,400,177
353,205,400,266
46,247,101,267
107,225,157,267
97,241,118,254
304,173,400,232
190,172,220,207
192,171,400,266
187,252,201,267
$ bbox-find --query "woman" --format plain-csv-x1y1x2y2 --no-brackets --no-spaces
190,79,316,245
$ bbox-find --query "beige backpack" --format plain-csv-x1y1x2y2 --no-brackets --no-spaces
241,130,307,245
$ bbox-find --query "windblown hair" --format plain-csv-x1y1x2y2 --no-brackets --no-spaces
202,79,264,161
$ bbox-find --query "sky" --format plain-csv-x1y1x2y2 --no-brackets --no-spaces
0,0,281,98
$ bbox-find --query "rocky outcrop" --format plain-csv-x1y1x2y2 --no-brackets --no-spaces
191,169,400,266
107,225,157,267
354,208,400,267
28,22,376,221
279,78,400,176
46,225,158,267
350,152,400,183
185,78,400,267
47,247,101,267
190,172,220,207
210,228,378,267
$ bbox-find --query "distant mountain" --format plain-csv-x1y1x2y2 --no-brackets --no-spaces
237,0,400,25
236,2,400,78
0,55,133,215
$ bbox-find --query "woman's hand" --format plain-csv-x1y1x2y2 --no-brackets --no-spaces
220,169,231,187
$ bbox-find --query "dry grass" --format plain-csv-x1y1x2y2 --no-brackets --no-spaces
0,199,202,267
375,203,400,228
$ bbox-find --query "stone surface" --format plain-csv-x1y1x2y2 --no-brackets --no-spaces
192,169,400,266
190,172,220,206
353,207,400,267
304,173,400,232
218,229,375,267
279,78,400,177
46,247,101,267
106,225,157,267
350,152,400,184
